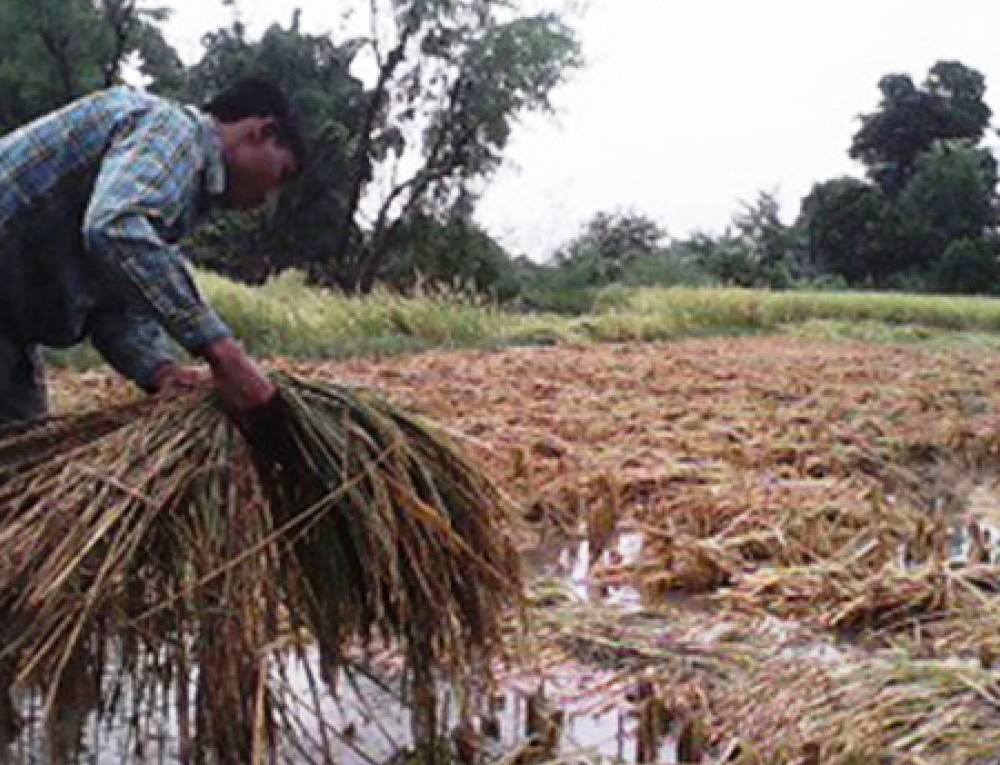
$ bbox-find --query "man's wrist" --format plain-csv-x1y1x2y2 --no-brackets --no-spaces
148,359,181,392
201,337,240,369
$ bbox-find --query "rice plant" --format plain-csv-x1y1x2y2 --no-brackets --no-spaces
0,374,523,763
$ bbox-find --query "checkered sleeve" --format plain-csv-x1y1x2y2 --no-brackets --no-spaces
87,305,178,391
82,104,232,356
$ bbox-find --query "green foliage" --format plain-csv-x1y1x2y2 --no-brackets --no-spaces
801,273,850,292
619,251,713,288
516,256,606,314
132,20,184,95
663,195,802,289
182,3,579,291
381,212,522,299
0,0,100,130
417,12,580,203
0,0,177,133
51,271,1000,373
182,16,368,284
536,210,681,299
731,191,806,283
892,142,998,271
684,234,760,287
559,210,666,263
931,238,1000,295
352,3,580,289
798,177,895,283
530,199,805,300
798,139,998,290
850,61,991,195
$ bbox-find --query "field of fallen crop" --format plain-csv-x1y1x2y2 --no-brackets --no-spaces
51,336,1000,764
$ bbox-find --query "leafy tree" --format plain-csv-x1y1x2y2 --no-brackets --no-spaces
380,206,522,299
800,61,998,288
342,0,580,290
660,195,802,289
931,238,1000,294
797,177,897,284
96,1,175,88
555,210,667,283
129,12,185,95
182,16,369,283
850,61,991,195
0,0,176,133
567,210,666,259
184,2,579,291
730,191,805,285
892,141,998,273
0,0,101,129
925,60,992,142
619,248,712,288
680,232,762,288
799,145,998,288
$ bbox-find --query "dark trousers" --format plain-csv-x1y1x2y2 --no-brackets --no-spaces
0,335,47,428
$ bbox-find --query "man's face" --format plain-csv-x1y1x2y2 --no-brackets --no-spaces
225,118,298,210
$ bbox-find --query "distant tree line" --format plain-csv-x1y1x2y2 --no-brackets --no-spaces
529,59,1000,309
1,9,996,302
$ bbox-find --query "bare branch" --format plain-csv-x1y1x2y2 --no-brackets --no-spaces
369,0,384,69
332,10,422,268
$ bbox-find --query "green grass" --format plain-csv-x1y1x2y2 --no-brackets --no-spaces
593,287,1000,333
785,319,1000,351
46,276,1000,371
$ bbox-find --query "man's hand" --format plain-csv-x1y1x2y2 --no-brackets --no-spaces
151,362,205,394
201,337,277,413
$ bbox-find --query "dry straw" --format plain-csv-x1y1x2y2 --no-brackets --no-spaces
0,374,523,763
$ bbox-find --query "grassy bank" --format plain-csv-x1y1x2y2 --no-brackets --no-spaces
48,274,1000,369
582,286,1000,338
206,277,1000,349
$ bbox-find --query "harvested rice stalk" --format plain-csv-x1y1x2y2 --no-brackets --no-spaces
715,658,1000,765
528,586,1000,765
0,373,523,763
722,560,1000,639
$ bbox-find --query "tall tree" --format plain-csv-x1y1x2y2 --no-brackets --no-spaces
893,141,998,271
850,61,991,195
96,1,177,89
0,0,100,129
183,16,369,283
185,2,579,291
341,0,580,290
932,238,1000,295
797,177,899,284
555,210,667,284
0,0,179,133
731,191,803,280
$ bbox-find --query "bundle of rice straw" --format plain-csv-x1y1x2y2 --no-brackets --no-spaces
0,374,522,764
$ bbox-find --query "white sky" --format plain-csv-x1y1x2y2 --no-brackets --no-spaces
157,0,1000,260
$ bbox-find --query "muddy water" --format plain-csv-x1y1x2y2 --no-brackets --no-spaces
14,470,1000,764
3,528,676,765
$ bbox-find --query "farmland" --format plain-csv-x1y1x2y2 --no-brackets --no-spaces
46,275,1000,372
50,331,1000,763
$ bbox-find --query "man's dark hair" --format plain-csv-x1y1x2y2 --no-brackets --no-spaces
204,77,307,172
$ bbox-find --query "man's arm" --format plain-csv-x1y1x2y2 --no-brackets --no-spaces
87,306,178,393
82,103,275,410
82,104,231,355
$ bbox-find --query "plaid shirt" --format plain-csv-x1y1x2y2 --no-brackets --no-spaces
0,86,232,389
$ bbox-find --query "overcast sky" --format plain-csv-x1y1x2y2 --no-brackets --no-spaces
158,0,1000,260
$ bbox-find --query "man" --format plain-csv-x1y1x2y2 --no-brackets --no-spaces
0,77,305,427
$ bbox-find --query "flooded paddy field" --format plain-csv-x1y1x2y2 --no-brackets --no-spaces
37,336,1000,764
